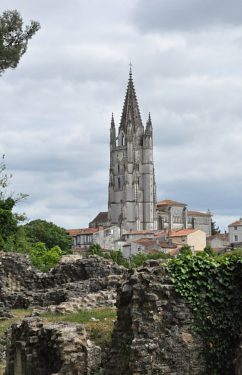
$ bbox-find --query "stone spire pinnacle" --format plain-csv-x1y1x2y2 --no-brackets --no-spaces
147,112,152,125
145,112,153,136
120,68,143,131
111,112,115,127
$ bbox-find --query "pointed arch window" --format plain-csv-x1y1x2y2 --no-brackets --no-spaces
121,133,126,146
121,134,124,146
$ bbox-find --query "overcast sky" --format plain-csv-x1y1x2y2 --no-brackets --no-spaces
1,0,242,231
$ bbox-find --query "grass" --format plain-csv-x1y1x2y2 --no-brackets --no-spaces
0,309,32,340
0,307,116,373
42,308,117,347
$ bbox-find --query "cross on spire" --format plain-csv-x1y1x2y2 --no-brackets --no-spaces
129,61,133,76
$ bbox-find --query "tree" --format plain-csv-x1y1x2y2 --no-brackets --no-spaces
0,155,27,250
211,220,220,235
24,219,72,253
0,10,40,75
0,197,18,242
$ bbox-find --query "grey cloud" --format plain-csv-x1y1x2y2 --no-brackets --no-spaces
133,0,242,32
0,0,242,231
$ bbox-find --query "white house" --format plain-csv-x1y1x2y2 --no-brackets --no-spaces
228,219,242,246
93,225,120,250
67,228,99,250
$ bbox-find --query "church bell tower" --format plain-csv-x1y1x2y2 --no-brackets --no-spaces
108,68,157,232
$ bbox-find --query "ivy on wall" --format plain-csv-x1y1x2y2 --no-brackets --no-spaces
166,250,242,375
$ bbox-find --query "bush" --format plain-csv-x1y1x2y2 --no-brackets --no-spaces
29,242,63,272
166,250,242,374
89,245,129,267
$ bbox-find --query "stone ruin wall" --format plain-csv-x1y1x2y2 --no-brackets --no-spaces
104,260,205,375
0,252,126,310
5,318,101,375
2,256,206,375
1,254,242,375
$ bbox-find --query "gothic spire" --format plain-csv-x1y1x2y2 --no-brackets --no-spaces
145,112,153,136
120,68,143,131
111,112,115,128
146,112,152,129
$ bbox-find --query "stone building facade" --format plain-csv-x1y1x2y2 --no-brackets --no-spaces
108,69,157,233
157,199,212,236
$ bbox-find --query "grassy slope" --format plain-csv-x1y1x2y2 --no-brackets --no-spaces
42,308,117,346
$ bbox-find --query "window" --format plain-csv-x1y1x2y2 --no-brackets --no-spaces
234,226,237,230
118,164,120,174
121,134,126,146
235,235,238,242
118,177,121,189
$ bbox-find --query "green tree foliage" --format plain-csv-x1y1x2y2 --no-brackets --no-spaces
179,244,192,256
203,244,215,256
0,197,17,241
0,156,27,250
167,250,242,374
89,244,169,269
0,10,40,75
89,244,129,268
29,242,63,272
24,219,72,253
211,220,220,235
129,251,169,268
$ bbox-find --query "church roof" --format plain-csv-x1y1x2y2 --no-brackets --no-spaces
89,211,108,224
120,68,143,131
157,199,187,207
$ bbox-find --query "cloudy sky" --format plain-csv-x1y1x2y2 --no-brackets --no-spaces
1,0,242,231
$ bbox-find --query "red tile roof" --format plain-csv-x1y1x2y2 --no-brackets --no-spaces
157,199,186,207
207,233,229,241
169,229,199,237
67,228,99,236
131,238,176,249
228,220,242,227
153,230,167,237
188,210,211,217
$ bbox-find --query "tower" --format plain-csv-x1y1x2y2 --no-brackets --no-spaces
108,69,157,232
